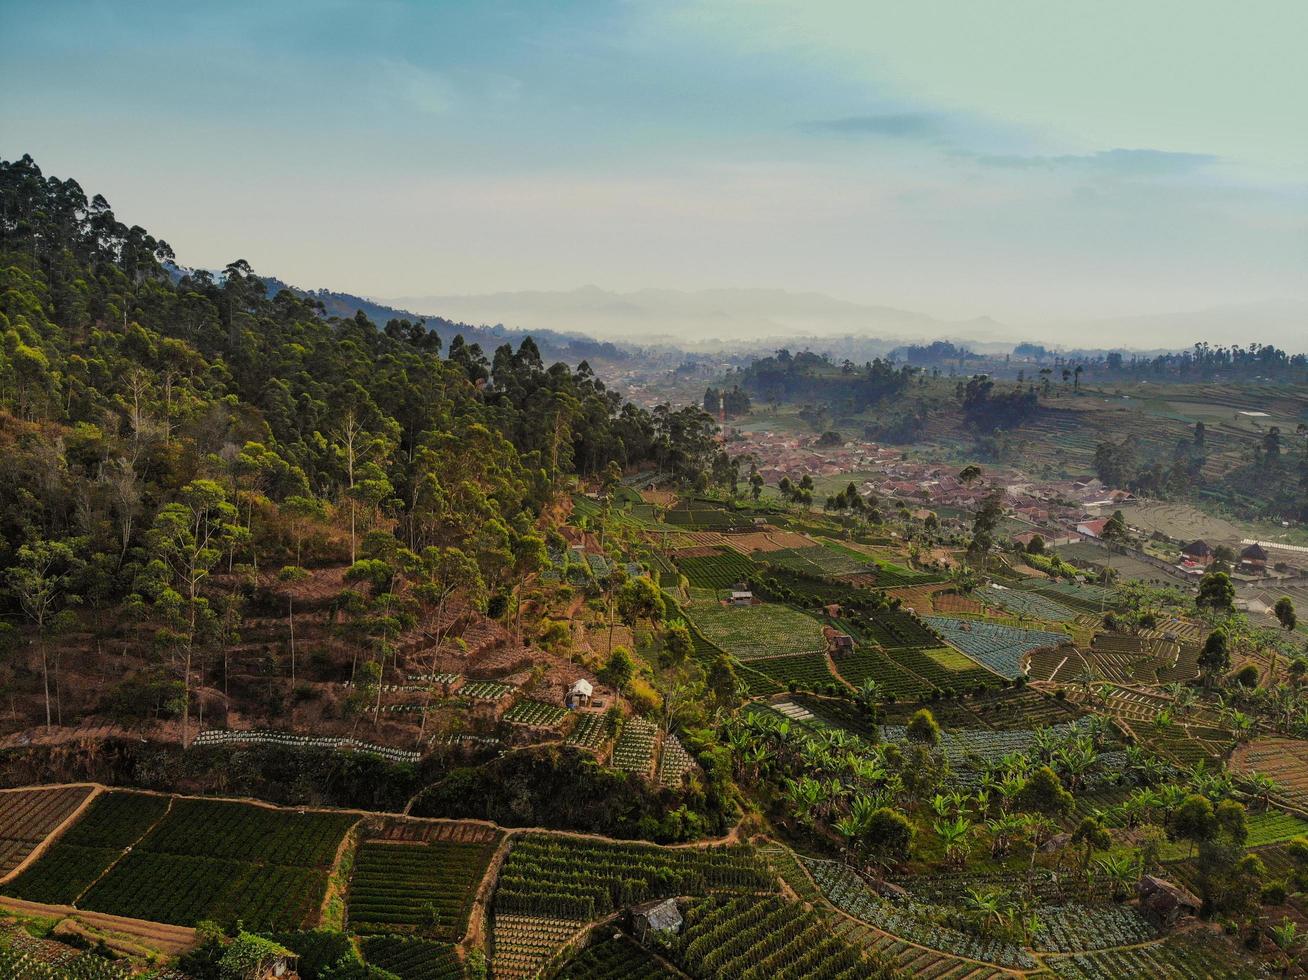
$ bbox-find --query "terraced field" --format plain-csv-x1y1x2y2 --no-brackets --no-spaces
926,617,1069,678
687,600,827,660
0,785,94,878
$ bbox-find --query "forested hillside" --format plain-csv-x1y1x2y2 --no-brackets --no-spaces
0,155,727,741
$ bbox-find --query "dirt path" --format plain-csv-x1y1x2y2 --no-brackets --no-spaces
0,897,196,955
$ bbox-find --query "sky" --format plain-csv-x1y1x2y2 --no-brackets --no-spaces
2,0,1306,328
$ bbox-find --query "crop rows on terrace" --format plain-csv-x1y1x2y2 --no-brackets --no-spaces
983,586,1078,622
803,857,1037,969
69,798,355,929
557,934,676,978
1232,737,1308,811
884,645,997,691
348,835,498,938
1030,904,1155,952
612,718,658,776
1,791,168,905
674,548,758,588
0,785,93,877
657,734,697,786
0,945,131,980
494,834,775,922
687,600,827,660
563,713,609,752
502,699,567,728
848,609,940,649
359,936,464,979
829,918,1013,979
830,648,932,699
491,914,582,980
671,895,880,979
925,617,1069,678
749,653,842,690
1016,579,1121,613
1044,934,1255,979
460,680,516,701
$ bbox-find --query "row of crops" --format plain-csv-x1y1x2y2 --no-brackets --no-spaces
3,794,356,931
925,616,1069,678
359,936,464,979
983,585,1079,622
0,785,94,876
673,548,758,588
558,934,675,978
493,835,775,922
612,718,658,776
348,836,498,940
687,600,827,661
803,857,1038,969
2,791,169,906
503,699,567,728
669,895,879,978
563,712,610,751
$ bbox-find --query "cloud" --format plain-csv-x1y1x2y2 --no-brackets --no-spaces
972,147,1218,176
801,111,944,140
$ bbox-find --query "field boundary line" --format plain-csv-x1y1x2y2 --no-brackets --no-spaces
68,794,176,909
0,784,101,886
0,895,197,955
466,828,518,949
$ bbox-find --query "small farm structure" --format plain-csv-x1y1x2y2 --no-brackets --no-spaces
566,679,594,708
823,626,854,656
631,897,683,940
1180,540,1213,566
728,590,754,606
1138,876,1200,928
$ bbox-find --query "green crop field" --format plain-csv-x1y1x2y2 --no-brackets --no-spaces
73,799,356,930
349,836,498,939
687,601,826,660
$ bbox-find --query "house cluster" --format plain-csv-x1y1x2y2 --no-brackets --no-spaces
725,431,903,485
1176,539,1301,577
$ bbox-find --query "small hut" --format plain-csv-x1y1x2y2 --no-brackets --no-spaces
1180,540,1214,566
823,626,854,657
728,590,754,607
1137,875,1201,928
631,898,683,940
566,679,594,708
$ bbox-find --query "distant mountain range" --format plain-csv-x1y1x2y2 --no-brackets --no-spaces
386,286,1308,355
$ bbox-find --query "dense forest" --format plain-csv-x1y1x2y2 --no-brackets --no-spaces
0,154,729,733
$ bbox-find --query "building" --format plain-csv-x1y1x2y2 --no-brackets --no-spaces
1180,540,1214,566
566,679,594,708
631,898,683,940
1076,518,1109,539
1137,875,1201,928
728,590,754,606
1239,542,1268,572
823,626,854,656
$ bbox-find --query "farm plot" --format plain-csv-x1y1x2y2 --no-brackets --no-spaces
657,734,697,787
673,549,758,589
557,933,676,979
1017,580,1121,613
0,785,94,878
747,653,842,691
831,648,933,699
1030,904,1155,953
829,918,1016,980
670,895,879,978
926,617,1069,678
803,857,1037,969
964,687,1083,730
880,720,1090,768
886,645,998,692
1045,931,1256,979
851,609,940,649
1,791,169,905
494,834,775,922
77,798,355,930
563,713,610,752
766,545,871,578
1231,737,1308,811
983,586,1078,623
348,834,498,938
491,914,583,980
687,601,826,660
460,680,516,700
360,936,463,980
502,699,567,728
612,718,658,776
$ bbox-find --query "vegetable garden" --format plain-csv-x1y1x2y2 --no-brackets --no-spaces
0,785,94,877
348,834,499,938
359,936,464,979
687,600,827,661
612,717,658,776
925,617,1069,678
493,834,775,921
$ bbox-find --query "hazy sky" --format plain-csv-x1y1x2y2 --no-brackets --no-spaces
3,0,1305,323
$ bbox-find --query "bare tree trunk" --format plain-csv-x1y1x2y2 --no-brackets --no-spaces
39,640,51,729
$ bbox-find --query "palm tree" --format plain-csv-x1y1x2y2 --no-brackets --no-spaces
934,816,973,868
1240,771,1282,811
964,887,1005,933
987,814,1027,857
1095,853,1140,901
1269,918,1301,976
